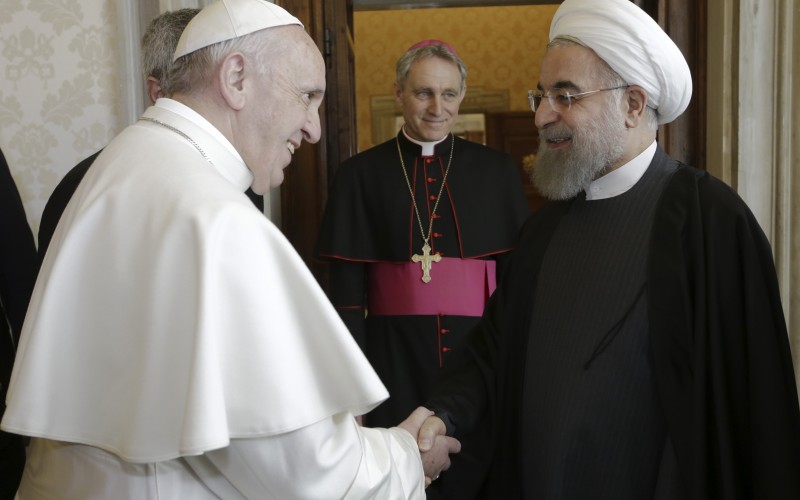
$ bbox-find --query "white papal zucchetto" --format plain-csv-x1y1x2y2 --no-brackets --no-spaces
173,0,303,61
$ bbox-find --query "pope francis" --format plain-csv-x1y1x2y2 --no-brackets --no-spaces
1,1,459,498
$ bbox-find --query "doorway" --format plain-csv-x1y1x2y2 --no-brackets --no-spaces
352,3,559,212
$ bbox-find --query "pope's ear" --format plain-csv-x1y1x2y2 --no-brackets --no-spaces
218,52,247,111
624,85,648,128
145,76,163,104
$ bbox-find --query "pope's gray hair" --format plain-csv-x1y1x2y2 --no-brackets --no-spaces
168,26,294,96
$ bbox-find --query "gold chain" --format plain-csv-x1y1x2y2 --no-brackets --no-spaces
396,133,455,247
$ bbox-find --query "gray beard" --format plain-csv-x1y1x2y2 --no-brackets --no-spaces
531,107,627,201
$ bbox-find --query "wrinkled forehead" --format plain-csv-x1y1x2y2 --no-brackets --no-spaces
272,28,324,77
407,56,463,86
275,26,317,57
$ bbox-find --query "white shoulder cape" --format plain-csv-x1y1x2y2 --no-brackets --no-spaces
2,103,389,462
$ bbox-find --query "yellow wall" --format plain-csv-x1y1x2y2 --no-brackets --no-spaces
354,5,559,152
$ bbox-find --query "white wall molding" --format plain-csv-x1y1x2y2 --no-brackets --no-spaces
709,0,800,385
772,0,800,366
115,0,145,128
737,0,777,235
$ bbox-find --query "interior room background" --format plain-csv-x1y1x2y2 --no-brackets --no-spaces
1,0,798,388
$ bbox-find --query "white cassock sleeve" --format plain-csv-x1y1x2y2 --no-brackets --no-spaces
184,411,425,499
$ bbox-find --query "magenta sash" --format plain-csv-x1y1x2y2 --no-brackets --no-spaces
368,258,496,317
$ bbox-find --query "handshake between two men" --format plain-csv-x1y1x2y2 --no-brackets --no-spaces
398,407,461,487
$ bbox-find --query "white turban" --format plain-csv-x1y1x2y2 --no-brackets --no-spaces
174,0,303,61
550,0,692,125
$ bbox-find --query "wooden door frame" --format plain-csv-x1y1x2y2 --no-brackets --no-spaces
650,0,707,169
276,0,355,289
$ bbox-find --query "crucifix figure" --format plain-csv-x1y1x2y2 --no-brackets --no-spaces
411,242,441,283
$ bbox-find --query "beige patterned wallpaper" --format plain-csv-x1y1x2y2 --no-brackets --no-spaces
0,0,120,236
354,4,559,152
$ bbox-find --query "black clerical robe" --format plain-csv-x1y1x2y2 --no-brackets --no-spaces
38,150,102,264
317,133,529,499
317,133,528,426
0,148,36,497
427,147,800,499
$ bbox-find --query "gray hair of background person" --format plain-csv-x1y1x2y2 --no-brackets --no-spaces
140,8,199,96
396,44,467,91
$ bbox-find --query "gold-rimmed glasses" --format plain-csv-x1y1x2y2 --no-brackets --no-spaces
528,86,629,113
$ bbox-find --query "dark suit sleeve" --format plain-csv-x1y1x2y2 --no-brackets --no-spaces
426,201,562,436
0,149,32,500
244,188,264,212
38,151,101,265
0,149,37,340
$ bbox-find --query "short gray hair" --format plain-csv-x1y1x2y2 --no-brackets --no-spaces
395,44,467,91
140,8,199,96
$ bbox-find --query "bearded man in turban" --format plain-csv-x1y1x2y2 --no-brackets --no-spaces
413,0,800,498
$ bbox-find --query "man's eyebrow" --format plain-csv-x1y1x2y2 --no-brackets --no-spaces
411,85,460,94
536,80,580,91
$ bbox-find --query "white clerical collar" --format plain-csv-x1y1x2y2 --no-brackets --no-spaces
585,141,657,200
156,98,244,164
153,98,252,191
402,127,448,156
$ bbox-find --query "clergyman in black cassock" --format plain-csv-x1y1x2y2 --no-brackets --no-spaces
316,40,529,498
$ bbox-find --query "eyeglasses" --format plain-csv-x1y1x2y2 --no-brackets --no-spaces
528,86,629,113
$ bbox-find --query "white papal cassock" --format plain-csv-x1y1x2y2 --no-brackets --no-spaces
2,98,424,499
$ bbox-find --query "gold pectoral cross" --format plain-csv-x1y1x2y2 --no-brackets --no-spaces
411,243,441,283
